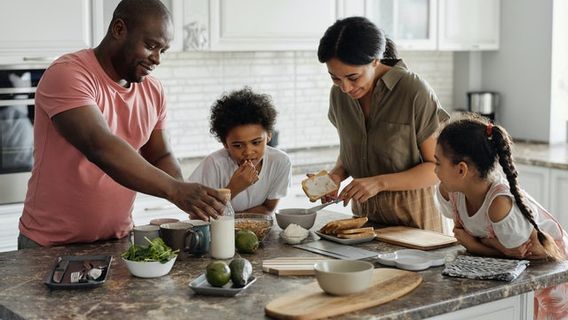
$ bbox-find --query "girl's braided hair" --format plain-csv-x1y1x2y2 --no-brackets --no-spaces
438,113,564,261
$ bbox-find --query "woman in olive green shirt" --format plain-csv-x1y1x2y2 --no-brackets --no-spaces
317,17,449,232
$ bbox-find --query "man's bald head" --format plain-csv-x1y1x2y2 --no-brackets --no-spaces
110,0,172,33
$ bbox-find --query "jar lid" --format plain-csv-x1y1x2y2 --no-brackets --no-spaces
217,188,231,200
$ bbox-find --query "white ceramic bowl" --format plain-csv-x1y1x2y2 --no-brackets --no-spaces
314,260,374,296
123,256,177,278
274,209,317,230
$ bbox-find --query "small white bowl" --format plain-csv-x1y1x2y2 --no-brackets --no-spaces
314,260,374,296
123,256,177,278
274,209,317,230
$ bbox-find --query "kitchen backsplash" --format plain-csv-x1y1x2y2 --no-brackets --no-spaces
153,51,453,159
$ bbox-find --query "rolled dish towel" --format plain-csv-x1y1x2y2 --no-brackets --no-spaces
442,255,529,282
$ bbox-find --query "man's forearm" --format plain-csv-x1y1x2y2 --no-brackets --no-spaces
151,153,184,181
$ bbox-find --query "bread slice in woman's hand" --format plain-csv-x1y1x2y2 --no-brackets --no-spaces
301,170,338,202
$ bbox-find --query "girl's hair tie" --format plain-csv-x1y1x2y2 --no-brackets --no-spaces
486,122,494,140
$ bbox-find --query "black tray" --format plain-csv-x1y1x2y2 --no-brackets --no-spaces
44,255,113,289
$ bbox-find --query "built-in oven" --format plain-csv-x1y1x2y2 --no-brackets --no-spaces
0,65,46,204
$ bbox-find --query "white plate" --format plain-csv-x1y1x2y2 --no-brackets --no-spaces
314,231,375,245
188,274,256,296
376,249,446,271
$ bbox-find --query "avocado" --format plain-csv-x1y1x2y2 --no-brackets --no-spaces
229,258,253,287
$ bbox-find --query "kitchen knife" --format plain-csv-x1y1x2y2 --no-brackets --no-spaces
52,257,69,283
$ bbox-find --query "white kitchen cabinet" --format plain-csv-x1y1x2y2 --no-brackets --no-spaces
438,0,500,50
516,164,551,208
426,292,533,320
91,0,184,52
517,164,568,230
209,0,337,51
365,0,438,50
550,168,568,229
0,0,91,59
0,203,23,252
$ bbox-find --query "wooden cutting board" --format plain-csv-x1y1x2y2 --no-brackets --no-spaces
375,226,457,250
265,268,422,320
262,257,331,276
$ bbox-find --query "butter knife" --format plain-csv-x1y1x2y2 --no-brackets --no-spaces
52,257,69,284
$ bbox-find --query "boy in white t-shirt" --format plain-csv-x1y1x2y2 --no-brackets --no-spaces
189,87,291,214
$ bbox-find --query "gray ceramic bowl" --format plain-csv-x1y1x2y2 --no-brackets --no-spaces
314,260,374,296
274,208,317,230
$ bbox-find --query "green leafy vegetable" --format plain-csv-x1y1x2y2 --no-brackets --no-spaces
121,237,178,264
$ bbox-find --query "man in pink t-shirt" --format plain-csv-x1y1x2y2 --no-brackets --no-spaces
19,0,225,248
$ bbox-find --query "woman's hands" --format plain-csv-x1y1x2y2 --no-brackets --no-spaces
227,160,259,198
338,176,387,205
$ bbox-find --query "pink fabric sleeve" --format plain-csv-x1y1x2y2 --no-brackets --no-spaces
36,61,98,118
153,79,167,130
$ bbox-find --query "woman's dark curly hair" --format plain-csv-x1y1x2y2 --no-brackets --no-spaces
210,87,277,143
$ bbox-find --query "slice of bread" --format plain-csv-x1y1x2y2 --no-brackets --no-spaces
319,217,368,235
336,227,374,235
301,170,339,202
336,230,376,239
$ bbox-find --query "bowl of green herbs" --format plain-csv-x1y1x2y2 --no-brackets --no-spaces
121,237,179,278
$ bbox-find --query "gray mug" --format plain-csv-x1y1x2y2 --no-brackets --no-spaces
160,222,210,256
131,224,160,247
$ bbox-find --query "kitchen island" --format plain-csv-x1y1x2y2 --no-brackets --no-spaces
1,211,568,320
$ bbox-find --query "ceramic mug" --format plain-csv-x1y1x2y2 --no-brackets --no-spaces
160,222,210,256
131,224,160,247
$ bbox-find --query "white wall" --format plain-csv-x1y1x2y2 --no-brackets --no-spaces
551,0,568,143
455,0,555,142
154,51,454,159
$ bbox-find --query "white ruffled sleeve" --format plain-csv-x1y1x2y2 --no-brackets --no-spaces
491,202,534,249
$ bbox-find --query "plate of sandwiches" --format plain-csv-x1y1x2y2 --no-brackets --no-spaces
315,217,376,245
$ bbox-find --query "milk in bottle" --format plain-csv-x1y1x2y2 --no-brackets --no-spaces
210,188,235,259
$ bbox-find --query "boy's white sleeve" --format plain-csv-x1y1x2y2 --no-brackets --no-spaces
187,157,222,188
267,154,292,200
435,183,454,219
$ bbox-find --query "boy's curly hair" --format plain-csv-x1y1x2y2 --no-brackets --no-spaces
210,87,277,143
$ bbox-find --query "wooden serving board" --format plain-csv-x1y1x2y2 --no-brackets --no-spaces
375,226,457,250
262,257,331,276
265,268,422,320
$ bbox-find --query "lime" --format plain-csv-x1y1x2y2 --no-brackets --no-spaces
235,230,259,254
205,261,231,287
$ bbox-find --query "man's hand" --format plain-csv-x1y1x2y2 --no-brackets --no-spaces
169,182,225,221
227,160,259,197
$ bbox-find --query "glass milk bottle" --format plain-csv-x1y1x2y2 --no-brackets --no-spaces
210,188,235,259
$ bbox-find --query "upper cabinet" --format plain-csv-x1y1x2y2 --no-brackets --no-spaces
208,0,337,51
438,0,500,50
0,0,91,59
366,0,438,51
340,0,499,51
92,0,184,52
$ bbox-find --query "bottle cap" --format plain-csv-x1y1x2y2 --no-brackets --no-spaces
217,188,231,201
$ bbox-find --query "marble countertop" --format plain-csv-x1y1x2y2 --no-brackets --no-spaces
2,212,568,320
513,142,568,170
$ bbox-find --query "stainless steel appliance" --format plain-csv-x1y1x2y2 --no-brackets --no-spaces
467,91,499,121
0,66,45,204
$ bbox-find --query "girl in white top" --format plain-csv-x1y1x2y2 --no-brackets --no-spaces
189,87,291,214
434,114,568,319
